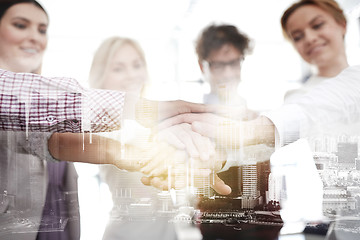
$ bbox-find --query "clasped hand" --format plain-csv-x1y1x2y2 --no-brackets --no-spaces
135,116,242,195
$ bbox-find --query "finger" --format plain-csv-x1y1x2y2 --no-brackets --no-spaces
156,130,185,150
149,164,169,177
212,149,227,171
145,147,187,177
192,133,216,161
193,120,242,149
192,121,217,138
140,144,175,175
155,113,219,132
211,173,232,195
141,152,168,176
188,130,208,161
155,114,194,132
184,101,218,114
135,143,163,168
140,176,151,186
150,177,169,191
175,128,200,159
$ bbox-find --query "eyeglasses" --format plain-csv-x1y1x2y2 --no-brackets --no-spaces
203,57,244,74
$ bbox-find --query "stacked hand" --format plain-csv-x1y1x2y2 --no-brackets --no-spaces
132,112,239,195
125,99,274,195
119,121,231,195
48,99,274,196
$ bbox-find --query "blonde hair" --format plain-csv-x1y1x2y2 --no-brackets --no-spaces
88,36,147,89
281,0,347,40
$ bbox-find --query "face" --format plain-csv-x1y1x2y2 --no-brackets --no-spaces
201,44,243,95
102,43,148,95
285,5,346,68
0,3,48,73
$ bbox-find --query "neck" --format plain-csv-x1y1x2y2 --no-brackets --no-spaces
0,60,41,74
317,56,349,78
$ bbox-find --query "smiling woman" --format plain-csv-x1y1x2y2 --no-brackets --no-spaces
281,0,349,102
0,0,48,73
0,1,81,240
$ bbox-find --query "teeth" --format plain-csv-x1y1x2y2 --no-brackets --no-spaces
22,48,38,54
309,44,325,55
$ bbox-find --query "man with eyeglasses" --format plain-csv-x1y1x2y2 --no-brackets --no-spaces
195,23,261,173
195,23,256,121
194,23,272,239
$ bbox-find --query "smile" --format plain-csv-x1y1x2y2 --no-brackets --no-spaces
307,43,326,56
21,48,39,54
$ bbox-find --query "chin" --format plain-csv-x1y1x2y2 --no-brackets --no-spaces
18,62,41,73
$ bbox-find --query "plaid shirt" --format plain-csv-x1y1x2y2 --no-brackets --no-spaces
0,69,125,133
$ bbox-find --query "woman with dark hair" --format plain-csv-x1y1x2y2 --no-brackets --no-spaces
0,1,80,239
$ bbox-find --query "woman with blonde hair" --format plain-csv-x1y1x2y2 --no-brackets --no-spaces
88,36,177,240
89,36,148,95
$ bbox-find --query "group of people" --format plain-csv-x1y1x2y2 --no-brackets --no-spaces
0,0,359,240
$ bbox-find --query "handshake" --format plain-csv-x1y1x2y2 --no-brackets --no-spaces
49,99,275,195
122,99,275,195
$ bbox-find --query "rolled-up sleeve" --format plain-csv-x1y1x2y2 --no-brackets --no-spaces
0,69,125,133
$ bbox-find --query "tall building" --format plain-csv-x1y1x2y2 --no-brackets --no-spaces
268,173,282,203
242,164,258,197
241,163,261,209
356,159,360,170
337,142,358,169
257,160,271,199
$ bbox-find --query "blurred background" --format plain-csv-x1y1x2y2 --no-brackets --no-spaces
41,0,360,111
37,0,360,239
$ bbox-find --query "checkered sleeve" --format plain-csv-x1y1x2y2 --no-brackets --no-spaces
0,69,125,133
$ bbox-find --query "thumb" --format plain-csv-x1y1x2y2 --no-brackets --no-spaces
211,173,232,195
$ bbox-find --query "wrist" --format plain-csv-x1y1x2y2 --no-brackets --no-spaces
134,98,159,128
242,116,275,146
109,144,142,172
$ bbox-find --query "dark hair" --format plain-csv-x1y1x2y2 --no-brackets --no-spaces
0,0,48,21
195,23,252,62
281,0,346,40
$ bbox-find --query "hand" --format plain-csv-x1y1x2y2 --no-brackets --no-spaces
153,123,215,161
140,148,230,194
155,113,243,149
139,146,222,179
135,99,218,127
155,112,222,131
141,172,231,195
156,113,275,148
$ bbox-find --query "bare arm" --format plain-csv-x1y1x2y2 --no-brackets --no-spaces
48,132,141,171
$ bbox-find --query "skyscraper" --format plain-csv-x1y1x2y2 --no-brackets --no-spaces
337,142,357,169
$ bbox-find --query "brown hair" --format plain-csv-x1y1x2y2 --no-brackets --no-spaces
195,23,252,62
281,0,346,40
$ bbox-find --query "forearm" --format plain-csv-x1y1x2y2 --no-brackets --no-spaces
48,133,113,164
48,133,139,171
209,115,275,149
243,116,275,147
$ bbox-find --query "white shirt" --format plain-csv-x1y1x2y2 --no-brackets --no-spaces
284,75,327,104
264,65,360,147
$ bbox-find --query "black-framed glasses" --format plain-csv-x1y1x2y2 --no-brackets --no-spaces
204,57,244,73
